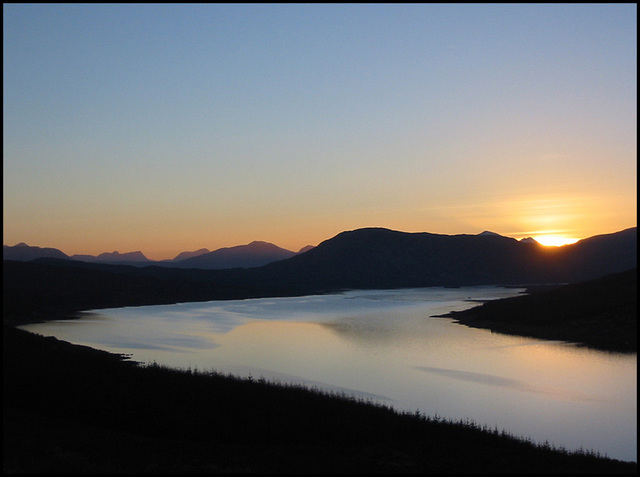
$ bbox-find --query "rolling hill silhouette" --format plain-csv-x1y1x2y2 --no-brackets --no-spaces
237,227,637,293
3,227,636,323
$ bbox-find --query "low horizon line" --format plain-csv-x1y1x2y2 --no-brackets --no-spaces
4,225,637,262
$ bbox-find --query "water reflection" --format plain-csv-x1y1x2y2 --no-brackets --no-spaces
19,287,636,462
415,366,612,404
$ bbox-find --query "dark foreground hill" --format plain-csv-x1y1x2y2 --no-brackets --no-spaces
437,268,637,353
4,326,636,473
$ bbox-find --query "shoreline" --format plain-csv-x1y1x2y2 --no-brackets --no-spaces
6,277,635,355
4,325,636,472
4,273,637,471
431,269,637,354
434,309,635,354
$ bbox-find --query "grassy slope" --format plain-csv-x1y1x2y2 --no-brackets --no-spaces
3,325,636,473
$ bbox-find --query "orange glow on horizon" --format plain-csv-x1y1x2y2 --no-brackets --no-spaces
531,235,580,247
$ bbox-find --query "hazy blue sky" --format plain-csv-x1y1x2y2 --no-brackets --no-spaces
3,4,637,259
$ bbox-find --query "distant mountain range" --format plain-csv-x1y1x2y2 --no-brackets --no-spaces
162,241,299,269
4,228,636,284
0,232,549,268
2,243,70,261
169,248,211,262
3,226,636,321
4,241,314,270
71,251,150,264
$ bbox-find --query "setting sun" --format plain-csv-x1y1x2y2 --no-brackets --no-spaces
533,235,580,247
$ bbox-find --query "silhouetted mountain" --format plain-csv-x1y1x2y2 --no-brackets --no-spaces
170,248,210,262
5,239,307,269
71,250,151,265
3,227,636,322
552,228,638,282
3,243,70,261
171,241,297,269
298,245,316,254
238,227,637,293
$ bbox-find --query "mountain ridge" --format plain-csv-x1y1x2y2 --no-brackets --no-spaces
4,226,636,280
4,241,308,269
71,250,150,263
170,248,211,262
3,226,636,324
164,241,298,269
2,228,516,263
229,226,637,293
3,243,70,261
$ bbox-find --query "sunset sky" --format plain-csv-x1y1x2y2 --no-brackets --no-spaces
3,4,637,260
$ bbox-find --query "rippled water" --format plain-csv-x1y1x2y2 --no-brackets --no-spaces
20,286,637,462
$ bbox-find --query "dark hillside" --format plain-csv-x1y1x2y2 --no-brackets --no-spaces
2,260,262,324
241,227,637,292
4,326,636,473
531,227,638,283
439,268,637,352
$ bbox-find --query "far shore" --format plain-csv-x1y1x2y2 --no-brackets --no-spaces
432,269,637,354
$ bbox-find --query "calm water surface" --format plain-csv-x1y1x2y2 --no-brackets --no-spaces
20,287,637,462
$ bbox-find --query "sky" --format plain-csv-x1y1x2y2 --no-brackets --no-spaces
3,3,637,260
